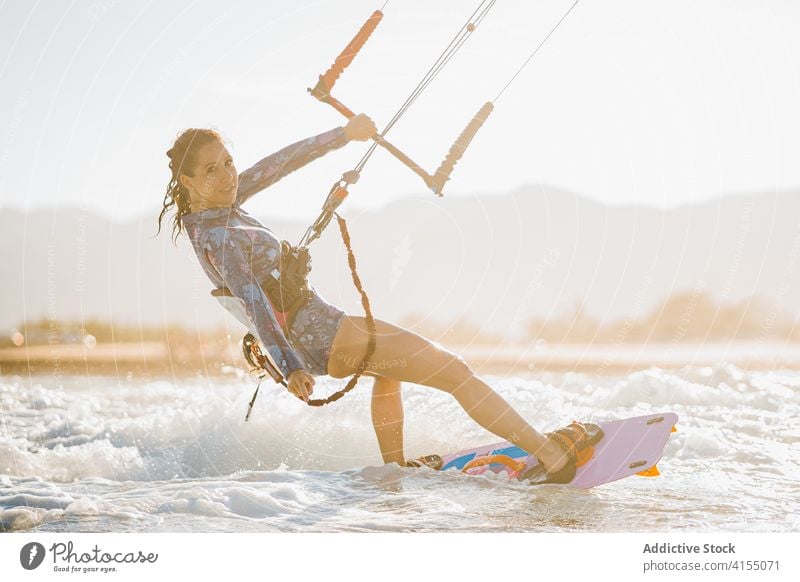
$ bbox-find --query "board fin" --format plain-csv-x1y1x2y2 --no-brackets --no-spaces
636,464,661,477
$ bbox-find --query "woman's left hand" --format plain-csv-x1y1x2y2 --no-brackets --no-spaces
344,113,377,141
287,368,315,403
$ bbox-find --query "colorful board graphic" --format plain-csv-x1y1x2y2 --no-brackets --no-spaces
412,413,679,488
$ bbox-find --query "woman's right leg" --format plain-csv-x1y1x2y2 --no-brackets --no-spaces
328,315,570,473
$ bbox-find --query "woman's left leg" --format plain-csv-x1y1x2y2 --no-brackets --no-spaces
328,316,570,472
370,375,404,465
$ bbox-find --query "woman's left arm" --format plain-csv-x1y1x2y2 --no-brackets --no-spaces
235,126,348,206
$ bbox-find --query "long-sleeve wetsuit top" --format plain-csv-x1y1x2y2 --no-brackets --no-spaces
182,126,348,378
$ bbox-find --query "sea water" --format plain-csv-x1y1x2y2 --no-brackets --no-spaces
1,365,798,532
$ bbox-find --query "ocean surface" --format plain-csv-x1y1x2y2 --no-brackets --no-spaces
1,365,798,533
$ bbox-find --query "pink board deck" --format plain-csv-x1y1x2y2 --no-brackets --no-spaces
432,412,679,488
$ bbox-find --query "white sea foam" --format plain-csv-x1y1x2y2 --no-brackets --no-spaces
1,365,798,532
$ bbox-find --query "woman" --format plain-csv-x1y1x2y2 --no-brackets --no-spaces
159,115,590,483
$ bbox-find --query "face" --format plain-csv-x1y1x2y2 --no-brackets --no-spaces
179,139,238,210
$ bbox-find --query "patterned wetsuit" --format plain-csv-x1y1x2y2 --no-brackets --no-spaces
182,127,349,377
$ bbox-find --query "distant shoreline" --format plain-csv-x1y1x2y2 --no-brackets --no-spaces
2,340,799,379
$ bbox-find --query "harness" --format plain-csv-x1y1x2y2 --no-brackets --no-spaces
261,240,313,333
211,239,310,338
212,214,376,420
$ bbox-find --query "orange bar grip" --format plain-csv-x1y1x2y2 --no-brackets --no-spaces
319,10,383,94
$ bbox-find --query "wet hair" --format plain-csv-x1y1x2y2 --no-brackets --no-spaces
157,128,223,243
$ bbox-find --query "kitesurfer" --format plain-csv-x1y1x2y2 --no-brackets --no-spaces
158,116,589,483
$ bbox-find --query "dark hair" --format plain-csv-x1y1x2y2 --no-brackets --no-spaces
157,128,223,243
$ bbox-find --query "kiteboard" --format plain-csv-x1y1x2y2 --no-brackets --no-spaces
408,412,678,489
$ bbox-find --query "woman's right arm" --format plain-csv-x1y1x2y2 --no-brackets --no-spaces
203,227,305,379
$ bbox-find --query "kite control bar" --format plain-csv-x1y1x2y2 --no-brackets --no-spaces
308,10,493,196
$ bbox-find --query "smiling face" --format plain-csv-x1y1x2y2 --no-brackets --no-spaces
179,139,238,212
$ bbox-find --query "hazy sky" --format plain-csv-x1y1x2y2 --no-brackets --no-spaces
1,0,799,222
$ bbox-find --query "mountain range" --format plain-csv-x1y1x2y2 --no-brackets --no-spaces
3,185,798,341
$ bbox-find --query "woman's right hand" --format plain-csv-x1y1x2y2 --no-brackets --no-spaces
287,368,315,402
343,113,377,141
